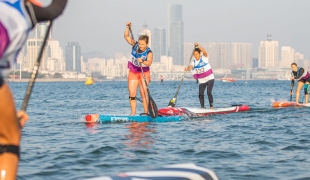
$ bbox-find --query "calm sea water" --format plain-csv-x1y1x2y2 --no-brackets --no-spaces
8,79,310,180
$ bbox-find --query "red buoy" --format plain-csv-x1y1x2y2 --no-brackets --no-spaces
85,114,92,122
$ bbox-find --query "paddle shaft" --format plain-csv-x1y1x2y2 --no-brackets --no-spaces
21,21,53,112
290,80,294,102
173,48,196,98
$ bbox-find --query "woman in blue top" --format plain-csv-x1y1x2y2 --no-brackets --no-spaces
124,22,154,116
0,0,67,179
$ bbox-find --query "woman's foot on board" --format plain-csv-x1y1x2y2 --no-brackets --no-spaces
140,113,149,116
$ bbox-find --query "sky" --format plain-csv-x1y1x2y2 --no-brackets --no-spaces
40,0,310,59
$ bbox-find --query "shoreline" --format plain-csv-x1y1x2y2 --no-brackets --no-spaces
6,78,286,83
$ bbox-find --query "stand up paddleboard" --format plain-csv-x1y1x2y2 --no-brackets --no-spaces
272,101,310,107
158,104,250,117
85,163,219,180
84,114,185,123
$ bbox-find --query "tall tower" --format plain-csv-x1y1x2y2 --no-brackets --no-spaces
258,33,279,68
65,42,81,72
281,46,295,68
231,43,253,68
152,28,166,62
138,23,152,49
168,4,184,65
26,22,50,71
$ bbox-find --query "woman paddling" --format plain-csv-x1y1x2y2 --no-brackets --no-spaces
290,62,310,104
0,0,67,179
184,43,215,109
124,22,154,116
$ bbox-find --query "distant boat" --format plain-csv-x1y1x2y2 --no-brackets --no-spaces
85,77,95,85
221,77,236,83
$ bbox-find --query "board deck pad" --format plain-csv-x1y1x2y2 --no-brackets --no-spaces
158,105,250,117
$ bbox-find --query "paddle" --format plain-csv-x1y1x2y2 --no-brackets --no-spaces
21,21,53,112
289,80,294,102
167,47,196,107
128,26,158,118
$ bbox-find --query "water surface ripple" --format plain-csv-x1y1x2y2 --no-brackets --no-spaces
8,80,310,180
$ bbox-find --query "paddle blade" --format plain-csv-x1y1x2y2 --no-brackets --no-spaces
148,95,158,118
167,97,177,107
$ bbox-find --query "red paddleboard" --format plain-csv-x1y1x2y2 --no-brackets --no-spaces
272,101,299,107
158,105,250,117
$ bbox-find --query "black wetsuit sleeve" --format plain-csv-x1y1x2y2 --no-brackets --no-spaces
32,0,68,22
294,68,305,79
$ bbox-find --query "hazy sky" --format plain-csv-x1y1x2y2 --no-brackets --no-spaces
40,0,310,59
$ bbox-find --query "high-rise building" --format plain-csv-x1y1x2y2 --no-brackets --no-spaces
138,24,152,49
184,42,194,65
35,23,49,39
26,38,43,71
281,46,295,68
295,52,304,66
168,4,184,65
47,38,64,72
258,33,278,68
218,43,231,69
26,22,51,71
204,43,219,69
252,58,258,68
232,43,253,68
152,28,166,62
65,42,81,72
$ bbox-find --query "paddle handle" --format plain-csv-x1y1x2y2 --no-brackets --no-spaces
21,21,53,112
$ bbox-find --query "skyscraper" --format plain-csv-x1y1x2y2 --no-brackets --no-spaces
152,28,166,62
168,4,184,65
258,33,278,68
65,42,81,72
26,22,50,71
231,43,253,68
26,38,43,71
281,46,295,68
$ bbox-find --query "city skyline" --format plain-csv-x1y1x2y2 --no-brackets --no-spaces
37,0,310,59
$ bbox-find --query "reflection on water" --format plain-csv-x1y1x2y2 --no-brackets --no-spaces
123,122,156,149
84,122,101,134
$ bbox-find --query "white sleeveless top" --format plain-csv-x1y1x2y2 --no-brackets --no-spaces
190,56,215,84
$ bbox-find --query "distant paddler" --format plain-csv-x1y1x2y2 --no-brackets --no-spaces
160,75,164,84
184,43,215,109
290,62,310,104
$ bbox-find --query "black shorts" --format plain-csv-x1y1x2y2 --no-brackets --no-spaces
0,74,4,88
298,75,310,83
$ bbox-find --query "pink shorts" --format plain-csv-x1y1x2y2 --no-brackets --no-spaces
128,70,150,81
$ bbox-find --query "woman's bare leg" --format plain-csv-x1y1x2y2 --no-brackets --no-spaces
128,80,139,116
0,82,20,180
